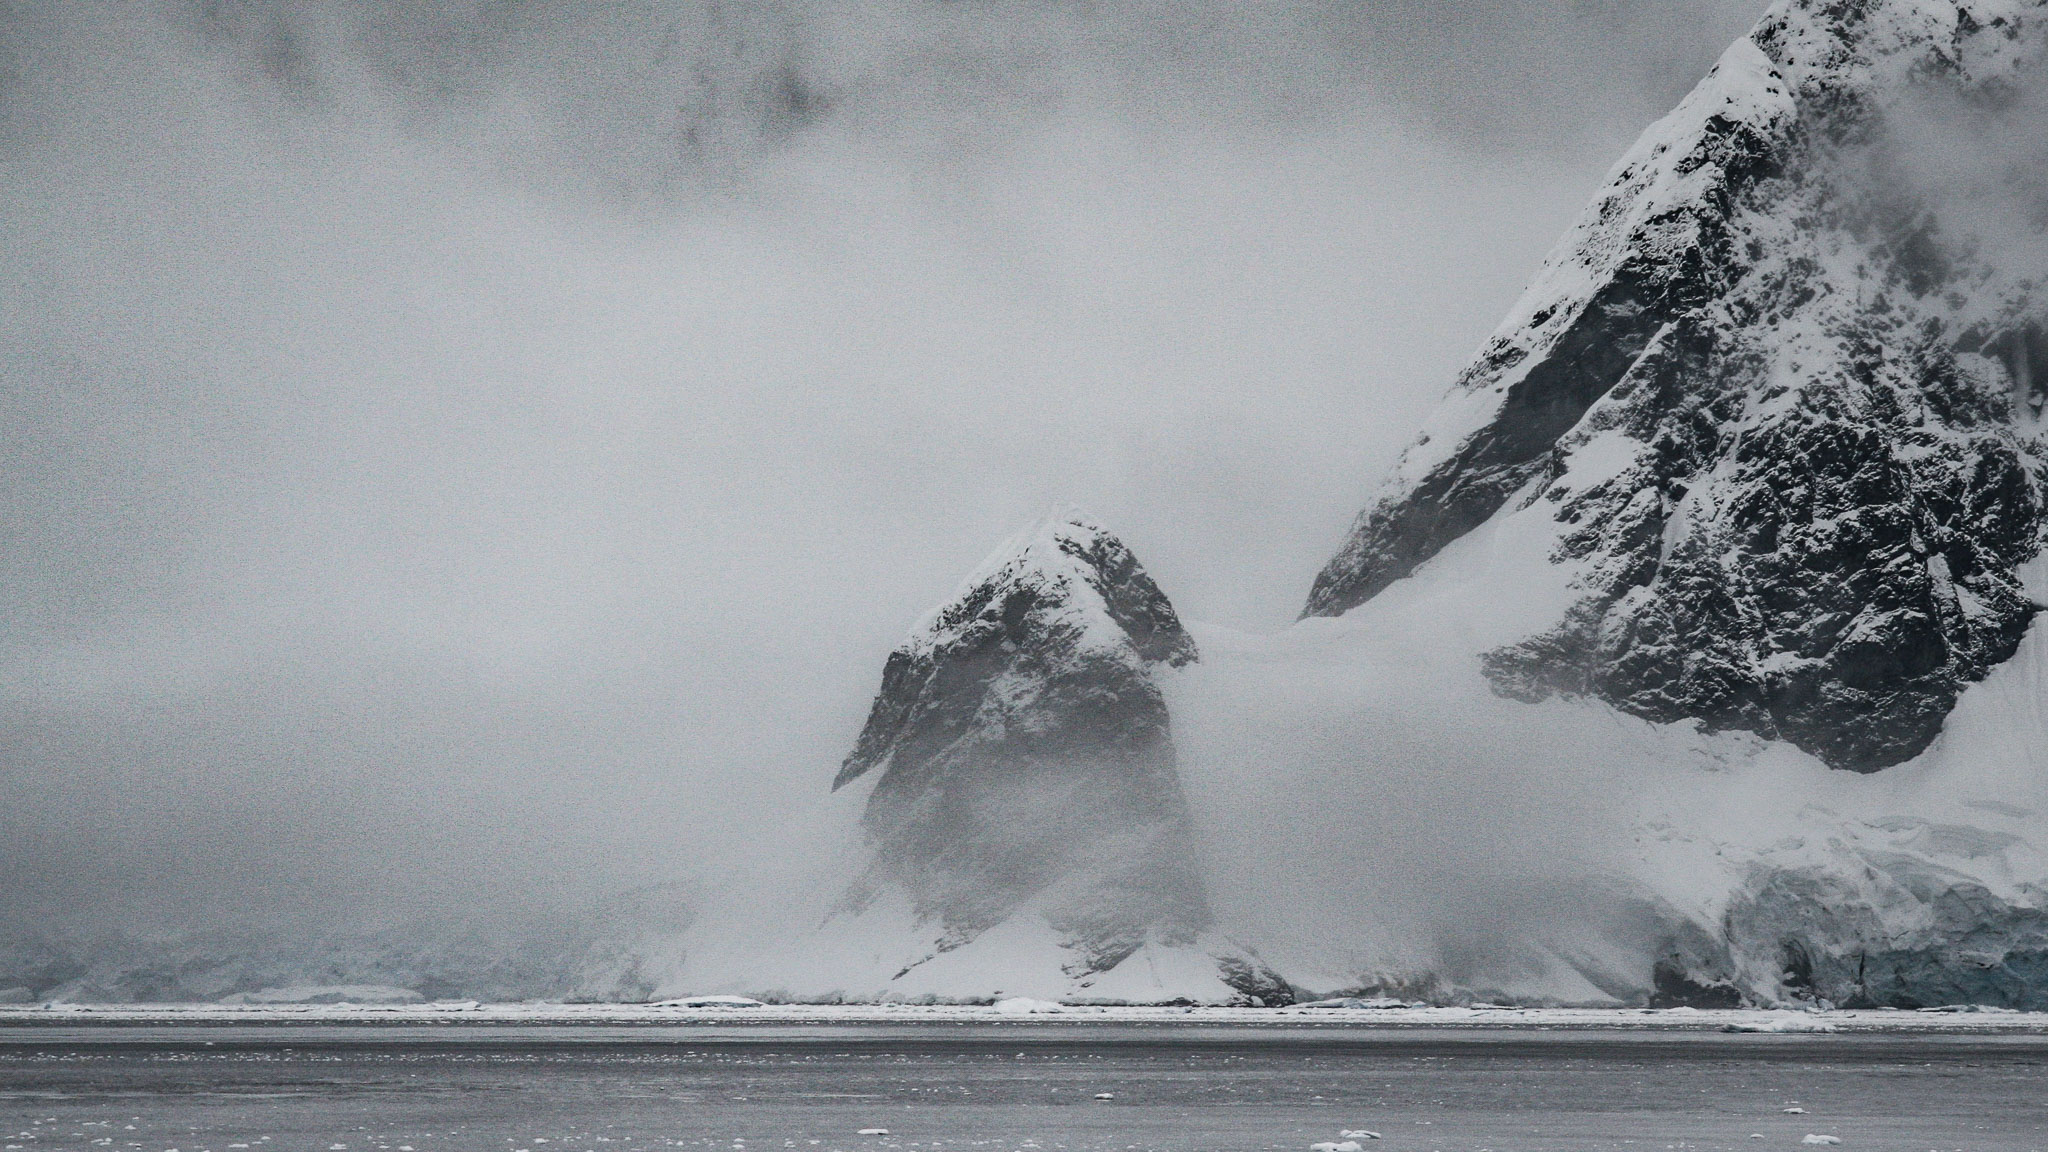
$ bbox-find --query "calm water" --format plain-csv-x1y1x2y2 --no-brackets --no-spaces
1,1025,2043,1152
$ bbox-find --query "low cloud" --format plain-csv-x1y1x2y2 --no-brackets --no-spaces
1,0,1764,948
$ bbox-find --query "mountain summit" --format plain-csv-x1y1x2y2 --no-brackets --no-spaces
1307,0,2048,770
835,509,1210,974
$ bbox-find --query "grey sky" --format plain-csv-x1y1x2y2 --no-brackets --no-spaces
0,0,1768,938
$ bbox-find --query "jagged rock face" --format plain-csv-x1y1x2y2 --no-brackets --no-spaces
836,512,1207,972
1308,0,2048,771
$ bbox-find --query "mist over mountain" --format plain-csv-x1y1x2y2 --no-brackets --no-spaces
0,0,1769,962
832,512,1206,970
15,0,2048,1010
705,0,2048,1009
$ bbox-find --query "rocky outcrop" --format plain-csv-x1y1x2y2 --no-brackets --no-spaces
1308,0,2048,771
836,510,1210,974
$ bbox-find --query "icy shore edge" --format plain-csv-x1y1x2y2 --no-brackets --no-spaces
3,1002,2046,1033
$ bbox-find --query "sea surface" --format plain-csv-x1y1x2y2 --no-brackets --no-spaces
1,1024,2043,1152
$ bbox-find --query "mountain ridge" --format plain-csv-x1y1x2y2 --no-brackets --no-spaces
1307,0,2048,771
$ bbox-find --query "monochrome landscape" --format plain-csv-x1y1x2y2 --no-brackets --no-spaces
8,0,2048,1035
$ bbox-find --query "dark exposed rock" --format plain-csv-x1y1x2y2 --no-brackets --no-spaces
1308,0,2048,771
836,510,1208,970
1215,954,1298,1007
1650,960,1746,1009
1303,91,1785,620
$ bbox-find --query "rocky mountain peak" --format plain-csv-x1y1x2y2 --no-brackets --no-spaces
834,509,1208,973
1306,0,2048,771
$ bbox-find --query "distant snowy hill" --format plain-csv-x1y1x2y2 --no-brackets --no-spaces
0,887,695,1005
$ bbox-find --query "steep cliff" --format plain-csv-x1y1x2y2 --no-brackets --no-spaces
1307,0,2048,771
835,510,1212,976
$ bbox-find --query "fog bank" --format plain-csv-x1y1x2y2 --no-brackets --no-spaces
1,0,1765,945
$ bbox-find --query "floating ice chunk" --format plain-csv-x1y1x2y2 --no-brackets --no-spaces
651,995,766,1009
1310,1142,1363,1152
1800,1137,1840,1146
1725,1017,1836,1034
1339,1132,1382,1140
1782,1107,1806,1114
1093,1093,1114,1100
993,998,1064,1015
857,1131,890,1137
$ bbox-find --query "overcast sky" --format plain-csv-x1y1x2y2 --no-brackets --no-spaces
0,0,1770,939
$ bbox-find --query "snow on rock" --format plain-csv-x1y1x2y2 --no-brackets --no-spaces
992,996,1064,1015
650,995,765,1008
828,509,1237,988
604,4,2048,1011
1306,0,2048,773
643,510,1293,1006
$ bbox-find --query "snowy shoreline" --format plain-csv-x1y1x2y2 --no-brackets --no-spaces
3,1002,2047,1034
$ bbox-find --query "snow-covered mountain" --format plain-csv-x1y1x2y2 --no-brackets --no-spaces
831,509,1208,971
26,0,2048,1011
761,0,2048,1010
1251,0,2048,1007
750,510,1282,1003
568,0,2048,1010
1309,0,2048,773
